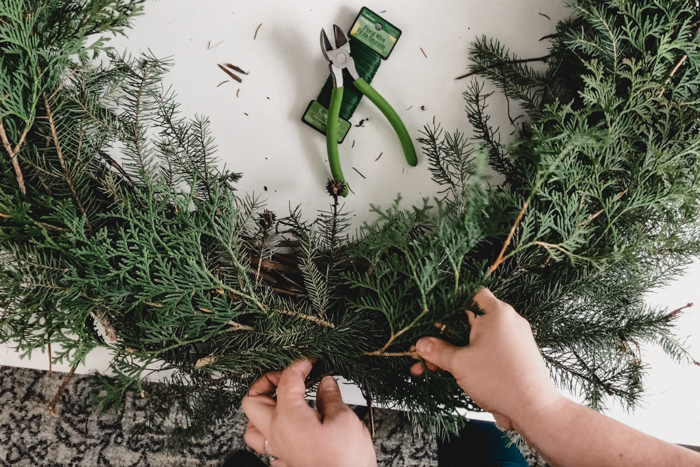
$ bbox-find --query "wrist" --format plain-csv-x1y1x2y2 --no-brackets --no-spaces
512,393,569,436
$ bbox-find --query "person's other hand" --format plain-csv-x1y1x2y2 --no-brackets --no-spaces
411,288,562,431
241,360,377,467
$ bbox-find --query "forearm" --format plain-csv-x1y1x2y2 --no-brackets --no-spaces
515,397,700,467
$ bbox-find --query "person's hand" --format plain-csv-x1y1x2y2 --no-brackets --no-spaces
411,288,563,431
241,360,377,467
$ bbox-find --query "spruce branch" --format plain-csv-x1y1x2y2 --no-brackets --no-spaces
47,65,79,102
455,54,552,80
277,309,335,328
226,321,254,331
255,210,276,286
571,4,620,79
42,92,93,235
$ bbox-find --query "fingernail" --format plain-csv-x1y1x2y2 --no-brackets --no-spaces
416,338,434,355
320,376,337,390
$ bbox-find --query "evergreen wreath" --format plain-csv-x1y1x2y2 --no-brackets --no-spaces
2,0,700,448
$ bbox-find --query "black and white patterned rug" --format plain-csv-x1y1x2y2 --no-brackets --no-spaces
0,365,545,466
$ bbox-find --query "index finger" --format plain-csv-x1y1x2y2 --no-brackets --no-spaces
276,359,313,406
241,371,282,436
248,371,282,397
472,288,500,312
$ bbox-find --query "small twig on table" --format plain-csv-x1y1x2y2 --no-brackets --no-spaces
218,64,242,83
225,63,249,75
352,167,366,179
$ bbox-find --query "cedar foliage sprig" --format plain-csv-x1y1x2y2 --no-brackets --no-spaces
1,0,700,448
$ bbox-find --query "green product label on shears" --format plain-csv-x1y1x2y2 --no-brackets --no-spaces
350,8,401,59
302,101,351,143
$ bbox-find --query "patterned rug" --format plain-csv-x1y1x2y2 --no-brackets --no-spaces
0,365,546,466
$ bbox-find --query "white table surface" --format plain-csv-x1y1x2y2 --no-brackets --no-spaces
2,0,699,446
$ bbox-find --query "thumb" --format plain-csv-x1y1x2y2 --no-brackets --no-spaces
315,376,350,421
416,337,464,373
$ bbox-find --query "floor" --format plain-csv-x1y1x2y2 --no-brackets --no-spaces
0,365,546,466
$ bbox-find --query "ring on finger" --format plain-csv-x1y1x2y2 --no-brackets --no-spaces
264,439,278,461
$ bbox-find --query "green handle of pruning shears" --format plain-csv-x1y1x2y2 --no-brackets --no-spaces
353,78,417,167
326,79,417,198
326,86,349,197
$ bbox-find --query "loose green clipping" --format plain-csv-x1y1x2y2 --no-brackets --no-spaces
301,8,402,140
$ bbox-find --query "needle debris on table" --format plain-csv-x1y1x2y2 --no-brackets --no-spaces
375,152,383,161
254,23,263,40
217,80,229,87
207,40,224,50
420,47,427,58
225,63,249,75
218,64,242,83
352,167,366,179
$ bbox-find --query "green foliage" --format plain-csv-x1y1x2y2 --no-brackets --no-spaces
2,0,700,449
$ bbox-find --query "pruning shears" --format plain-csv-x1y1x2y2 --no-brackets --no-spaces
320,25,417,197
